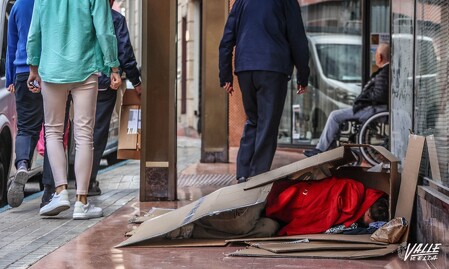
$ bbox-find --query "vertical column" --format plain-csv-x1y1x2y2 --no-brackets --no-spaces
141,0,177,201
361,0,372,86
201,0,229,163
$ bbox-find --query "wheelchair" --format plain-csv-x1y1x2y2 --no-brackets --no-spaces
335,111,389,166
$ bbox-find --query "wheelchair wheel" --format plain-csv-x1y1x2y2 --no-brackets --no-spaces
358,111,389,166
347,148,363,166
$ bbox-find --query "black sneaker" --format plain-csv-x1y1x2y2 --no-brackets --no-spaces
87,180,102,196
40,184,55,208
303,148,323,157
7,160,29,207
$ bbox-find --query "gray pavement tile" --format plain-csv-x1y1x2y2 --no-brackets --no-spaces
0,166,139,268
0,137,202,268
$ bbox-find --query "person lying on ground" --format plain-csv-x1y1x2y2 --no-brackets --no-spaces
265,177,389,235
164,177,388,239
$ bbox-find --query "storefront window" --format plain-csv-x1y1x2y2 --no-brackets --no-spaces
278,0,363,146
390,1,415,163
414,0,449,186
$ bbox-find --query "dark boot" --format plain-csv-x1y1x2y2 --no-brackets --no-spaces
87,180,102,196
303,148,323,157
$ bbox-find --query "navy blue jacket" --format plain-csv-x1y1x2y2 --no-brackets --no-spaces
6,0,34,86
98,9,140,89
219,0,310,87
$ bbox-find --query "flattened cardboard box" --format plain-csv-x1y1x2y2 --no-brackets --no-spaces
117,135,426,259
118,89,141,160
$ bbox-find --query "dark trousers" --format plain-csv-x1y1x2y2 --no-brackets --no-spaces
42,95,72,187
236,71,288,178
14,73,43,168
90,88,117,183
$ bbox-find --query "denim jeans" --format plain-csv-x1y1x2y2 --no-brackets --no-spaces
316,105,388,152
14,72,44,168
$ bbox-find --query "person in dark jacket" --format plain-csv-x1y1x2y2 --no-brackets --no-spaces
304,43,390,157
6,0,44,207
88,0,142,195
219,0,310,183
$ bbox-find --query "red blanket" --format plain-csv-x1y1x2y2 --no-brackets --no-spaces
265,177,385,235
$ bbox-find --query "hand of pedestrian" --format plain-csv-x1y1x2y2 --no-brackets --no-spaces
27,66,42,93
297,85,307,95
135,84,142,95
224,82,234,96
7,84,15,93
110,72,122,90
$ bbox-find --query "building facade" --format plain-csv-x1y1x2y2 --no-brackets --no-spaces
177,0,202,135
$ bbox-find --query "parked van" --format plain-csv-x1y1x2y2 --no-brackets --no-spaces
295,34,363,142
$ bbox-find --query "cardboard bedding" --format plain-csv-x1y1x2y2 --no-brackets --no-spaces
117,135,426,259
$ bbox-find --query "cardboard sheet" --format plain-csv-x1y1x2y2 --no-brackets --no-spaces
248,241,387,253
116,183,272,247
394,135,425,242
226,234,388,245
129,207,175,224
130,239,229,248
227,244,399,259
243,146,355,190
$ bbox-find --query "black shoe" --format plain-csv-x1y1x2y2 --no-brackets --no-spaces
7,160,30,207
303,148,322,157
237,177,248,184
87,180,102,196
40,184,55,208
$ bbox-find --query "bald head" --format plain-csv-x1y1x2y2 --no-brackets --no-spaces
376,43,390,67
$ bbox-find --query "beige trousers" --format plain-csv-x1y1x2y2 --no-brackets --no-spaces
41,75,98,195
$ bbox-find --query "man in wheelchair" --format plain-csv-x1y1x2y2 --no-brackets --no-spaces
304,43,390,157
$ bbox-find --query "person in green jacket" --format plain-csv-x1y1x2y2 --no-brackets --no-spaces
27,0,122,219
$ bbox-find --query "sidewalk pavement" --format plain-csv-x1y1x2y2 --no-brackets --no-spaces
0,137,420,269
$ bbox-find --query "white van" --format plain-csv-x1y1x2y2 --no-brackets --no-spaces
291,34,362,143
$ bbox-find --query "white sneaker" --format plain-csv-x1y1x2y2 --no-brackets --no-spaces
73,201,103,220
39,189,71,216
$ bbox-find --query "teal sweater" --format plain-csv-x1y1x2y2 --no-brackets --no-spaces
27,0,120,83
